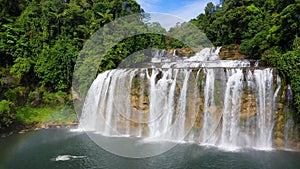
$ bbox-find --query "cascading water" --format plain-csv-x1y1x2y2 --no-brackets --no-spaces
201,68,219,145
220,69,244,149
79,47,297,150
253,69,274,149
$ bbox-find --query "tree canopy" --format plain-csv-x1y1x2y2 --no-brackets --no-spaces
191,0,300,117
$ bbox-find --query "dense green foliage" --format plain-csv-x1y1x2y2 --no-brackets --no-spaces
0,0,146,129
191,0,300,117
1,0,144,91
0,100,15,128
1,0,201,129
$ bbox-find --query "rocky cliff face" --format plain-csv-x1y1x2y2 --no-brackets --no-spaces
127,66,300,149
79,48,300,150
219,45,247,60
169,48,195,57
169,45,246,60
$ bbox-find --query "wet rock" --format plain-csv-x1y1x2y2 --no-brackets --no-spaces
219,45,247,60
169,48,195,57
18,130,28,134
274,131,284,138
240,112,256,120
274,137,284,148
278,103,284,110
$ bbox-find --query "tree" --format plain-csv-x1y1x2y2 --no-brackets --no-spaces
205,2,215,16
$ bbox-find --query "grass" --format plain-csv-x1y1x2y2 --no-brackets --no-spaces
16,104,78,124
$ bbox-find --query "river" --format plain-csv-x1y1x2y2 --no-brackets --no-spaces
1,129,300,169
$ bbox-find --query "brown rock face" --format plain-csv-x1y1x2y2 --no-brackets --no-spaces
219,45,247,60
240,92,257,120
169,48,196,57
274,137,284,148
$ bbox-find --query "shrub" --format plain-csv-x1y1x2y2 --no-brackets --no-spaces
4,86,29,106
42,91,68,105
0,100,16,129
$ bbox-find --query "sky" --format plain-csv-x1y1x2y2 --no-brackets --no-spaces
136,0,219,21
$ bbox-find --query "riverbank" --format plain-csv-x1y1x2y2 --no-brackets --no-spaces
0,104,78,138
0,121,78,138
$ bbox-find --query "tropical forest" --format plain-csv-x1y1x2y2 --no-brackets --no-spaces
0,0,300,168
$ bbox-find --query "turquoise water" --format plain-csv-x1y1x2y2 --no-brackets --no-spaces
1,129,300,169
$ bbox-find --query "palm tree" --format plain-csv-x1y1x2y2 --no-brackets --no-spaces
97,9,113,25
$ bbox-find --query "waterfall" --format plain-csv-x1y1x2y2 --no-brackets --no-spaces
220,69,244,149
253,69,274,149
201,68,218,145
78,47,297,150
174,69,191,139
173,49,177,57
